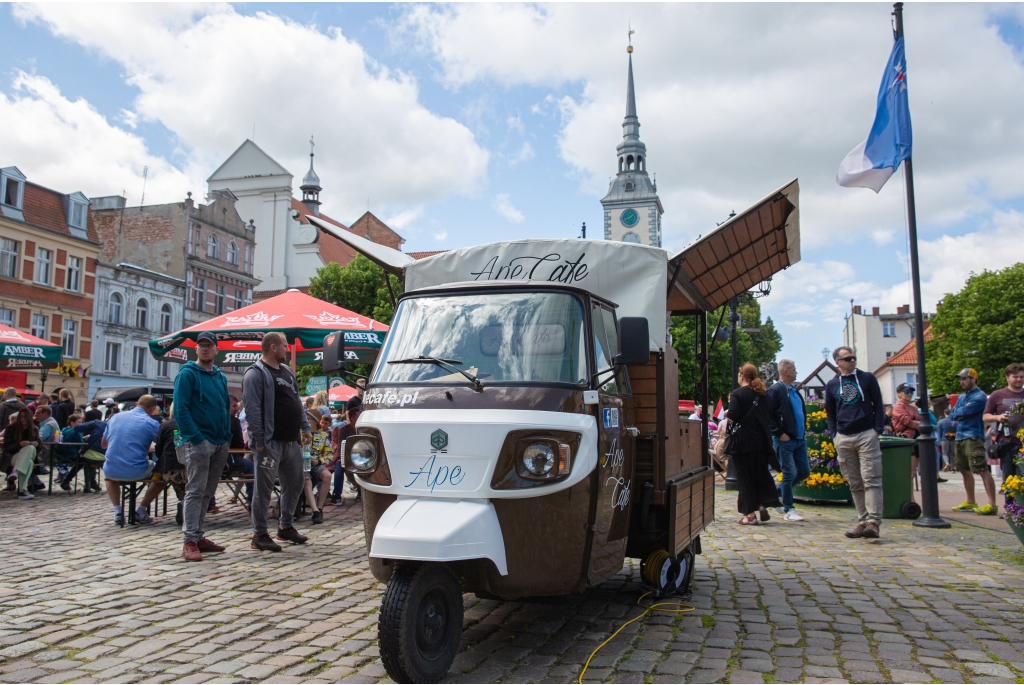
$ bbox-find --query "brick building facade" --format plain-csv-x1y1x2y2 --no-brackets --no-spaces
0,166,99,402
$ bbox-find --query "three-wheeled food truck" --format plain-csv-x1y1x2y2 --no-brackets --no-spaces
308,179,800,683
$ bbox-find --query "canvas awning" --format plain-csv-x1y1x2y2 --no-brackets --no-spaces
667,179,800,314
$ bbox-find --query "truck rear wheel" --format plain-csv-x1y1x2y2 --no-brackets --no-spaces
379,563,463,684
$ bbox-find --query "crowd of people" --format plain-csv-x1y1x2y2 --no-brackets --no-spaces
0,331,368,563
720,348,1024,539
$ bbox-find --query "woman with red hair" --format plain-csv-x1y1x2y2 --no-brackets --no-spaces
727,364,781,524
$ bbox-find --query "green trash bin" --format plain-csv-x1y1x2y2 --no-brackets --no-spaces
879,436,921,519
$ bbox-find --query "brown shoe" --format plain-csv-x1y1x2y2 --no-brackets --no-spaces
197,538,225,553
862,522,880,539
182,541,203,562
844,523,867,539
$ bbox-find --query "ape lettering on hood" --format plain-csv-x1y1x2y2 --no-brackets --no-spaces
364,389,420,408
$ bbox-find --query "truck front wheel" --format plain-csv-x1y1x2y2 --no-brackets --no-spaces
378,562,463,684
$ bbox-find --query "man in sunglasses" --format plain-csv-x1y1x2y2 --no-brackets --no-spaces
825,346,885,539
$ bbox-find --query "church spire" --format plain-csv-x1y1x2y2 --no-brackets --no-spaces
600,35,664,248
300,135,322,217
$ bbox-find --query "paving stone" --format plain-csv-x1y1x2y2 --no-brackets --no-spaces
965,662,1014,678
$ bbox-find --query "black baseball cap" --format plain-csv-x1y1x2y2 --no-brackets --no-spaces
196,332,217,345
896,382,915,395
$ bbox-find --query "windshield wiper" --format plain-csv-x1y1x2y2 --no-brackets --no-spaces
387,356,484,392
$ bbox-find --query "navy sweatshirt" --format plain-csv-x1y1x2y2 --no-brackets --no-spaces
825,369,885,437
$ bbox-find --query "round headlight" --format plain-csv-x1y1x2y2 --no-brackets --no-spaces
522,442,555,476
350,439,377,471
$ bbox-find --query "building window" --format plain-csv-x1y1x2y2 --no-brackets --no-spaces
214,284,226,315
621,232,641,244
31,314,46,340
0,239,18,279
157,359,170,379
208,234,220,260
108,292,123,324
66,256,81,292
244,288,252,307
62,319,77,358
227,240,238,265
136,298,149,329
191,277,206,311
0,308,13,327
882,321,896,337
160,304,173,333
36,248,53,285
132,346,147,376
243,244,251,273
232,288,244,312
105,342,121,373
188,223,201,256
1,172,23,209
69,202,87,230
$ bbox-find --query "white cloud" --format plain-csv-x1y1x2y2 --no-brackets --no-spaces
14,4,490,219
0,71,195,203
382,206,424,231
431,230,448,242
398,4,1024,253
508,142,534,166
785,321,814,329
493,193,525,223
506,114,524,134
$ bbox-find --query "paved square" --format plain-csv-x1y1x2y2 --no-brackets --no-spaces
1,483,1022,683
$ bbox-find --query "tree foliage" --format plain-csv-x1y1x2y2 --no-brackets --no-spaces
924,263,1024,394
671,297,784,408
296,256,403,390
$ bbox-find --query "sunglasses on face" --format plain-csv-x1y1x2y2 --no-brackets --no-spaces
838,355,856,362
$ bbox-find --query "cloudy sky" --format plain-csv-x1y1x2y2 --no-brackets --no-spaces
3,3,1023,377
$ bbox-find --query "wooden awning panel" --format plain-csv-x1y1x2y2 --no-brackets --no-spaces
668,179,800,314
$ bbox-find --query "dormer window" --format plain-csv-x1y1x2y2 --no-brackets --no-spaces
70,202,87,229
1,167,26,210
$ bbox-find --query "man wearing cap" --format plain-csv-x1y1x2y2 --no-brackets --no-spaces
949,368,996,515
892,383,947,485
173,331,233,561
983,363,1024,508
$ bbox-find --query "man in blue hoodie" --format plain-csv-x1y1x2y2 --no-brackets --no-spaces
949,368,995,515
174,332,232,562
825,346,885,540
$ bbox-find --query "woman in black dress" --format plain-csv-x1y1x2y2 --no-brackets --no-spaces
727,364,781,524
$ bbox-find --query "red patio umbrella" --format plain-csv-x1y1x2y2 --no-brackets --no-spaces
149,289,388,368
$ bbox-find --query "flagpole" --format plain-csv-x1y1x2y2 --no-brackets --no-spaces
893,2,949,529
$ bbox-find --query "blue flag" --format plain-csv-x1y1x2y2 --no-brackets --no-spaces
837,37,913,192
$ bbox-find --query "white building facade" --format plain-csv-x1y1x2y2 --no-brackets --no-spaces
841,304,931,378
89,262,185,398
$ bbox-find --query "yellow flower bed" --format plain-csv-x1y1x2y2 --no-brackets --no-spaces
808,442,837,461
805,410,827,430
803,472,847,488
1004,475,1024,498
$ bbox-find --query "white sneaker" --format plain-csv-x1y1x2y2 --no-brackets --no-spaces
783,509,804,522
17,491,34,500
774,507,787,516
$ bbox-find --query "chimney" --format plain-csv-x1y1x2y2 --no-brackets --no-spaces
853,305,862,314
871,307,879,316
897,305,910,315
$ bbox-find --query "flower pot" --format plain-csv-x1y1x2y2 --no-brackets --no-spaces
792,482,852,503
1008,518,1024,548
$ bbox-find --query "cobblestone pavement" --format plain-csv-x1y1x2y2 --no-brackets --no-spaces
1,483,1023,684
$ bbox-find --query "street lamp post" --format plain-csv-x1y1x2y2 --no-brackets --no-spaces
724,297,740,490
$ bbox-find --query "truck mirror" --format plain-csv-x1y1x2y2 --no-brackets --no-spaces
322,331,347,374
615,317,650,366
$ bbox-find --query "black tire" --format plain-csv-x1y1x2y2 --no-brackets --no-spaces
379,563,463,684
901,501,922,519
678,547,696,593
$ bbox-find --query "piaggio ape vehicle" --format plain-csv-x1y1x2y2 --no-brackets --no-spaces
308,179,800,683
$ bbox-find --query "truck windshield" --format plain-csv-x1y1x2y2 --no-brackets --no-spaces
374,292,588,386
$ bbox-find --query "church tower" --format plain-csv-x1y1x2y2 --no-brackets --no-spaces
300,136,322,217
601,43,663,247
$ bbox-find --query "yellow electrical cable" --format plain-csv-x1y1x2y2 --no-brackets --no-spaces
577,590,695,684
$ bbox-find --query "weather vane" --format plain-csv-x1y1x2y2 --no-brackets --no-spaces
628,24,634,53
309,135,315,155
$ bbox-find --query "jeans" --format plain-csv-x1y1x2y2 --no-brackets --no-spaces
251,440,303,536
773,436,811,511
834,429,883,526
177,440,229,544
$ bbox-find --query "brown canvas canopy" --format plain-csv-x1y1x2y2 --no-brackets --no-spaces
667,179,800,315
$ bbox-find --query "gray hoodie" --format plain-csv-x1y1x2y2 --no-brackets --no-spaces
242,359,311,449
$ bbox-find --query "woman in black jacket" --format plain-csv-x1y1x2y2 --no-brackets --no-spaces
727,364,781,524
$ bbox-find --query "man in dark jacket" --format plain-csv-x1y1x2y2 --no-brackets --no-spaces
54,389,76,428
825,346,885,539
0,387,26,429
767,360,810,522
243,332,312,552
173,331,232,562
